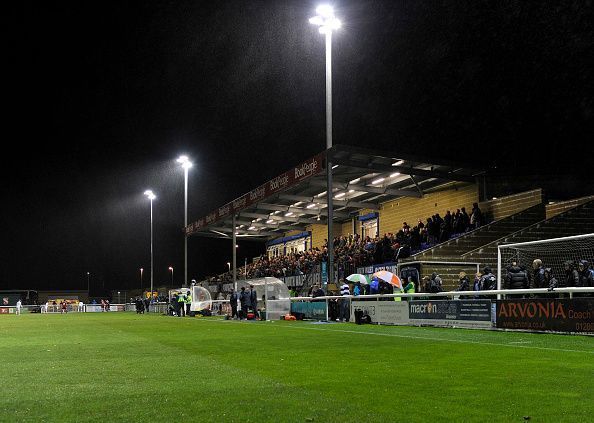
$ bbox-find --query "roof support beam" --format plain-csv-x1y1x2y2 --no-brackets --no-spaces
409,174,424,196
234,219,308,232
255,203,350,219
239,212,326,225
277,194,380,210
208,226,280,237
330,157,476,183
307,179,422,198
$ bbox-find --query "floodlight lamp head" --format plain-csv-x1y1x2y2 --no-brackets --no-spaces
316,5,334,17
144,190,156,200
177,155,193,169
309,5,341,34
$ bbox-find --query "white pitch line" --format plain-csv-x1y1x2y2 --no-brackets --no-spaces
201,319,594,355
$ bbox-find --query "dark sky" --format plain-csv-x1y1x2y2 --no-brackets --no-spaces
2,1,592,292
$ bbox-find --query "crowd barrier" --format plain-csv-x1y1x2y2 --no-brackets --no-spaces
289,287,594,334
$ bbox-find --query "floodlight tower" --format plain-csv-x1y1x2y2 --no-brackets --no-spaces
309,5,341,286
144,190,156,301
176,155,193,287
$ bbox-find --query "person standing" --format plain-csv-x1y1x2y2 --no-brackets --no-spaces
504,261,530,298
339,281,350,322
473,272,482,299
16,299,22,315
78,300,85,313
239,287,250,320
185,290,192,317
470,202,484,230
229,288,239,319
144,297,150,314
532,259,546,290
177,291,186,317
249,285,258,319
456,272,470,298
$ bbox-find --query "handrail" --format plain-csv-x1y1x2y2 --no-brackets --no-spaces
291,287,594,301
462,200,594,257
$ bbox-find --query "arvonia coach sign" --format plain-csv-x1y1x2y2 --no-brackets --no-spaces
186,153,325,235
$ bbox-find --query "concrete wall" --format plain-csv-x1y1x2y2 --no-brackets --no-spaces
478,189,544,222
546,195,594,219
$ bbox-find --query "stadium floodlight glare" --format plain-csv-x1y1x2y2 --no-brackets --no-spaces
168,266,174,287
144,190,156,300
176,155,193,288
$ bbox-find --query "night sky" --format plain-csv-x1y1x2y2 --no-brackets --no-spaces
3,1,592,293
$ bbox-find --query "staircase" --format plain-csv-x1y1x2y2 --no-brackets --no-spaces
409,204,545,261
463,200,594,268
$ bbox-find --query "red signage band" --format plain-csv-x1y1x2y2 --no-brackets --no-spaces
186,152,326,234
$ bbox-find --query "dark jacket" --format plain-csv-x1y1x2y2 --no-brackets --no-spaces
239,290,251,307
533,268,545,289
457,276,470,292
504,266,530,290
480,272,497,291
229,292,239,306
564,261,580,287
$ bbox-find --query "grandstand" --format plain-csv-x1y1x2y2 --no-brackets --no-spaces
188,146,594,296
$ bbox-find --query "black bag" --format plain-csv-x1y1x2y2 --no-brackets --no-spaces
354,309,363,325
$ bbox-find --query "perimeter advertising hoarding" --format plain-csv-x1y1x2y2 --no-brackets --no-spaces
496,298,594,333
350,301,409,325
408,300,493,329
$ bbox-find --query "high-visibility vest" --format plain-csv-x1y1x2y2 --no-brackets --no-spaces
185,295,192,304
177,295,185,303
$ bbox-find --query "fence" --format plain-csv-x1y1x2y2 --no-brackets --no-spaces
291,287,594,329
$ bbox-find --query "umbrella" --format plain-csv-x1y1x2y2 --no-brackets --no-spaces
346,274,369,284
372,270,403,289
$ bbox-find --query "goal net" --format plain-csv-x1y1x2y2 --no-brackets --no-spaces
497,233,594,288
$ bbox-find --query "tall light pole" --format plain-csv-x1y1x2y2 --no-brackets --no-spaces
309,5,341,286
176,155,193,287
144,190,156,302
140,268,143,291
169,266,174,287
87,272,90,293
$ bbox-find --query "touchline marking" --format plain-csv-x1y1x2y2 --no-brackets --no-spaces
202,319,594,354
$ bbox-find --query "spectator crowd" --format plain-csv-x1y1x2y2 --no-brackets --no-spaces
203,203,485,287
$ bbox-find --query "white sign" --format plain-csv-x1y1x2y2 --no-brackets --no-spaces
350,300,410,325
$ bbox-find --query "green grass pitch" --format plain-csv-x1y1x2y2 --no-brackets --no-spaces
1,312,592,422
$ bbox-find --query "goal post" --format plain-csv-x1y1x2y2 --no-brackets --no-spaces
497,233,594,290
